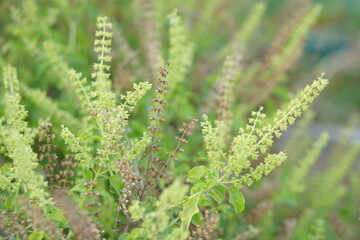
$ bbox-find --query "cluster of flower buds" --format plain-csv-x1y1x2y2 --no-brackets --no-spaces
58,151,77,188
38,124,58,190
190,210,220,240
83,187,102,217
22,200,63,239
114,160,140,232
84,190,100,197
167,117,198,162
147,63,169,136
83,181,97,188
142,64,170,184
116,161,139,210
0,210,31,239
154,117,198,181
38,125,77,190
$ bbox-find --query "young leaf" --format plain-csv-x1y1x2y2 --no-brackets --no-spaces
181,193,201,229
198,196,212,207
213,184,227,202
191,212,204,225
108,175,124,195
83,169,93,180
209,191,222,204
187,166,210,183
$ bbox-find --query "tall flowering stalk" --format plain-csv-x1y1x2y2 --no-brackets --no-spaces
0,65,51,207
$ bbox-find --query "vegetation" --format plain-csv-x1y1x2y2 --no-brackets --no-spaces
0,0,359,239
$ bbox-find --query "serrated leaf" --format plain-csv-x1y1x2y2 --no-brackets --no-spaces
205,178,216,189
198,196,212,206
196,182,207,189
213,184,227,201
180,192,201,229
228,187,245,213
209,191,222,204
190,185,202,195
108,175,124,195
95,187,111,199
187,166,210,183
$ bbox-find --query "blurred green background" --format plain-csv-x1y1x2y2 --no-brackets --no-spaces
0,0,359,128
0,1,359,238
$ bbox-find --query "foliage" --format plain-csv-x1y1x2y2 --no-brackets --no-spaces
0,0,359,239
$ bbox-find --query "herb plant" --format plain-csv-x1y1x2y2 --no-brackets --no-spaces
0,0,359,239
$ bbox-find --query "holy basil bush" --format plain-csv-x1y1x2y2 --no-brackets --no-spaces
0,1,359,240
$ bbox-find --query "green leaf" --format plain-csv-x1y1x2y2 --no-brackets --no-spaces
70,184,86,194
191,212,203,225
0,163,11,172
228,187,245,213
142,202,156,213
187,166,210,183
95,187,111,199
198,196,212,206
118,233,129,240
5,193,16,209
180,192,201,229
48,209,68,225
209,191,222,204
28,231,44,240
190,185,202,195
108,175,124,195
92,135,102,141
78,127,96,141
83,169,93,180
146,196,158,204
195,182,207,189
213,184,227,201
205,178,217,189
